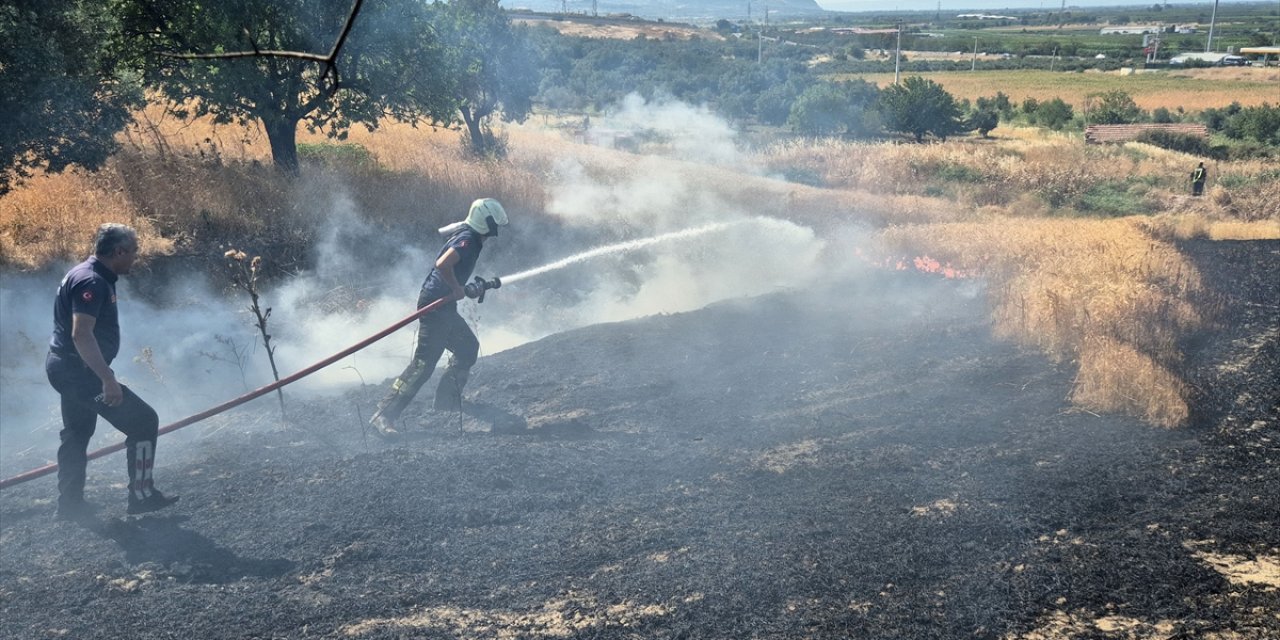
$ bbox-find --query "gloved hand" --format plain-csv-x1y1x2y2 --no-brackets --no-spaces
463,276,501,303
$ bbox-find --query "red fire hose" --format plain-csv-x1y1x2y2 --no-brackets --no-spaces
0,296,453,490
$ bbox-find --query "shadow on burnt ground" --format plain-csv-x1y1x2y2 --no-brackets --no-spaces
1,266,1277,639
89,515,296,583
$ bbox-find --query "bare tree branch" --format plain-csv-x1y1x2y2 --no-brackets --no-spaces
162,49,332,63
326,0,364,61
160,0,364,83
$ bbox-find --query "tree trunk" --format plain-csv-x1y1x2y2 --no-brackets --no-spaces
461,108,487,155
263,116,300,174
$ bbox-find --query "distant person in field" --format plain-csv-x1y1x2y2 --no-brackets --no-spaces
47,223,179,521
1190,161,1207,196
369,198,508,438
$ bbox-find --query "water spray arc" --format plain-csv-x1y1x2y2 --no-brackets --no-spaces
499,221,740,285
0,220,748,490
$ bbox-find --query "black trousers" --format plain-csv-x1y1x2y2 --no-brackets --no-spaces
46,352,159,504
412,301,480,375
375,299,479,422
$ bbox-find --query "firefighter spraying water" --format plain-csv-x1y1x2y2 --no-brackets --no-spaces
0,214,760,491
367,198,509,438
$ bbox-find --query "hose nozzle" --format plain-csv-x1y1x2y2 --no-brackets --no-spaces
463,276,501,303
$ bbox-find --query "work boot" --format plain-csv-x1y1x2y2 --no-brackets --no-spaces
370,413,400,439
56,498,99,522
432,369,469,413
127,489,179,515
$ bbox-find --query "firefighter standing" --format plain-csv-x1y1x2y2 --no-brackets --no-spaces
47,223,179,520
1191,161,1207,196
369,199,508,437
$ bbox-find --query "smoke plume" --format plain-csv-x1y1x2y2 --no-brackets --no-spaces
0,95,840,478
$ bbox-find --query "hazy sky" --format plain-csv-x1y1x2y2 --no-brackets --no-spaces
815,0,1265,13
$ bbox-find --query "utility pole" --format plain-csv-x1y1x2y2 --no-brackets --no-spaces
894,21,903,84
752,2,762,64
1205,0,1219,53
972,35,978,71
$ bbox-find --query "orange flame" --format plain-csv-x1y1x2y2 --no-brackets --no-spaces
854,248,975,280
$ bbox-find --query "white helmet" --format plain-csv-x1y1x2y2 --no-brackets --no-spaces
465,198,508,237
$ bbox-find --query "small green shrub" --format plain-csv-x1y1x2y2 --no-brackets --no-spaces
1218,169,1280,190
935,162,986,183
1134,130,1215,157
1075,182,1150,217
298,143,376,169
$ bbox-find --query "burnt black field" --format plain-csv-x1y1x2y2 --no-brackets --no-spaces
1,240,1276,639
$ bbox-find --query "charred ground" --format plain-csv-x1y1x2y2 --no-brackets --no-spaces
1,241,1277,639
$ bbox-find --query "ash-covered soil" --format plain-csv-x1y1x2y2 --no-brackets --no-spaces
1,242,1277,639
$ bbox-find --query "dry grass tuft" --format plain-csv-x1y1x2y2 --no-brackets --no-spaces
1072,336,1190,427
1206,220,1280,240
877,218,1205,427
0,170,172,269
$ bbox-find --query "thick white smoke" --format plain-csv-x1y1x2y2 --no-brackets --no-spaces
483,94,823,352
0,95,829,477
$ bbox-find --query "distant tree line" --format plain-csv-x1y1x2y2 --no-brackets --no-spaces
5,1,1276,194
531,31,983,141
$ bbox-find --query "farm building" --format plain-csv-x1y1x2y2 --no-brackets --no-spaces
1084,124,1208,144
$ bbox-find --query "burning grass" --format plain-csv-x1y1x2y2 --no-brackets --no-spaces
876,218,1206,427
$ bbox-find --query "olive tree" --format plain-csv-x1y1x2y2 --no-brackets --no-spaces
433,0,539,156
878,76,968,142
114,0,455,172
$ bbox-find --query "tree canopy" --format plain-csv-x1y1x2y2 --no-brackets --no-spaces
1,0,142,195
115,0,454,172
787,80,880,138
433,0,539,156
1086,90,1141,125
878,76,968,142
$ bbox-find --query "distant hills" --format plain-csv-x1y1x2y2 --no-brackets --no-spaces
502,0,827,22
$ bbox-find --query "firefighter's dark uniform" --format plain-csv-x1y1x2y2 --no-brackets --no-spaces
1191,163,1207,196
47,257,161,511
372,227,485,426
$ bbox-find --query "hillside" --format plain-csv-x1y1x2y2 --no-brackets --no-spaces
1,239,1276,638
